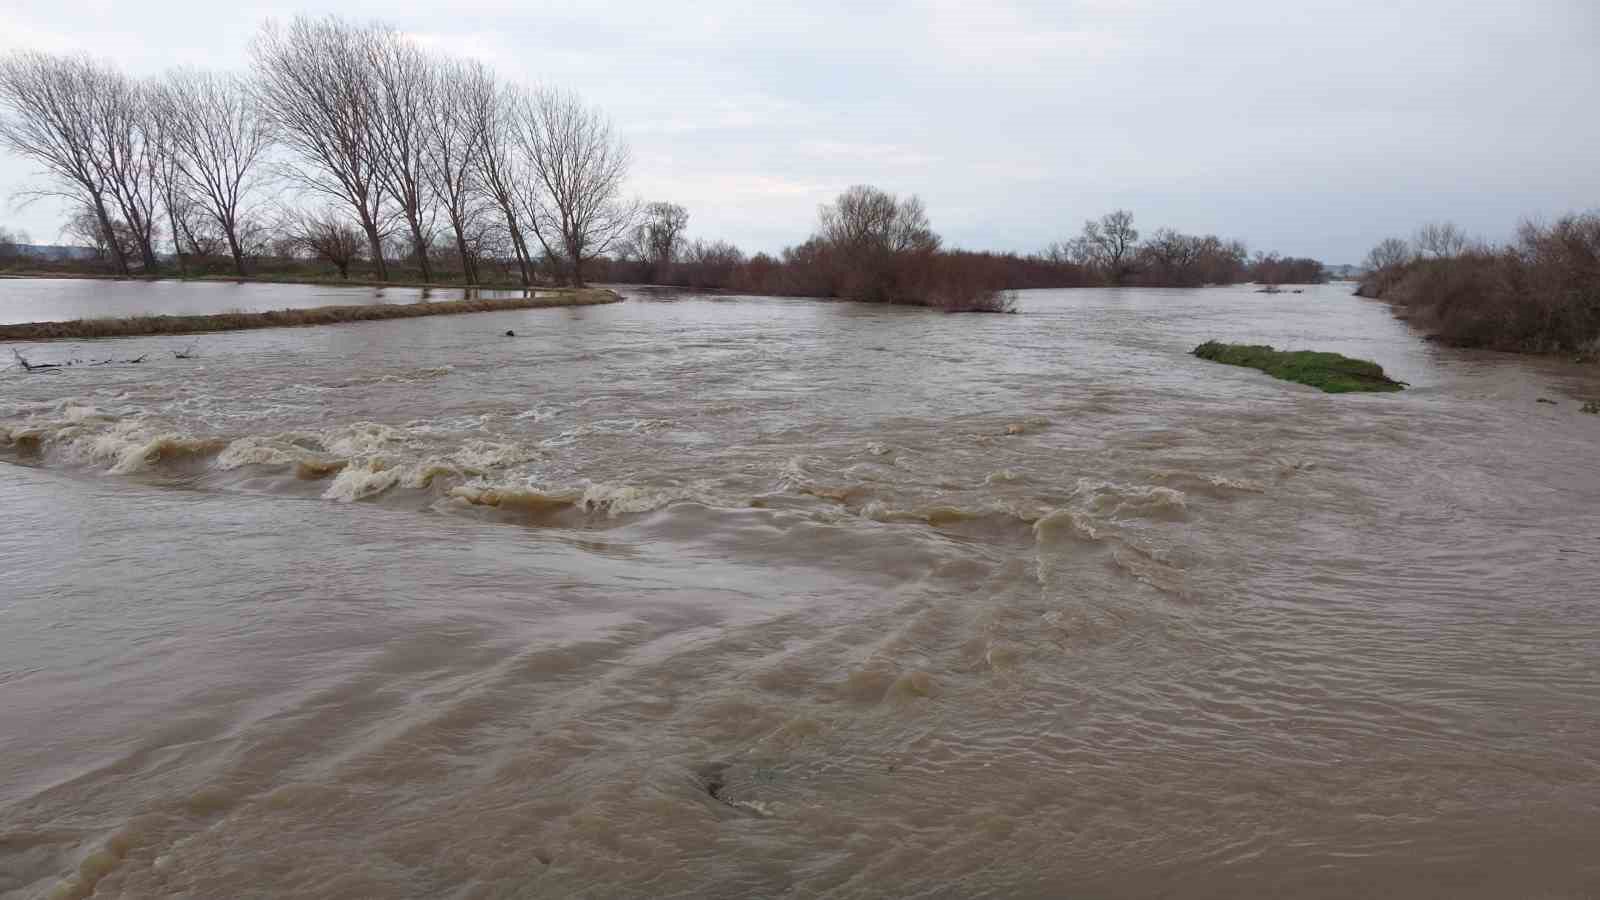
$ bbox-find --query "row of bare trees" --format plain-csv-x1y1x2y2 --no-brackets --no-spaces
1043,210,1321,286
0,16,633,285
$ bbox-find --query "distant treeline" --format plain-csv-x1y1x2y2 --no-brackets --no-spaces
1356,214,1600,354
591,203,1324,308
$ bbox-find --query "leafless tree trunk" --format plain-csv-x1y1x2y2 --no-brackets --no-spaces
252,16,389,280
421,58,485,284
514,87,635,287
0,51,132,275
151,70,272,276
88,71,162,272
367,27,436,283
147,109,191,275
467,78,533,286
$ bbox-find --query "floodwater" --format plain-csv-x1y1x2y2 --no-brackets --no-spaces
0,276,536,325
2,283,1598,898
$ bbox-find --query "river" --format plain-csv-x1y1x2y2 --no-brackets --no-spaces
2,282,1598,898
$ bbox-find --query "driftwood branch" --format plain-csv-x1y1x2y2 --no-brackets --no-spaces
9,348,149,372
11,348,61,373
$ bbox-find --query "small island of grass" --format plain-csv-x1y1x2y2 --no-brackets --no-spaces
1193,341,1406,393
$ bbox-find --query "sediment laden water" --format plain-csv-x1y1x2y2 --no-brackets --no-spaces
2,284,1598,898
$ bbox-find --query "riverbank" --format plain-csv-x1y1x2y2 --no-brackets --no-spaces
0,289,620,341
1355,213,1599,357
0,268,535,292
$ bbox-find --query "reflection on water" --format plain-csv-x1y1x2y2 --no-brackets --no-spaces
0,276,539,324
1,284,1598,898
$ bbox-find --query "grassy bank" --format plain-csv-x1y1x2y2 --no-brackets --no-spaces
0,268,536,291
1193,341,1405,393
0,289,620,341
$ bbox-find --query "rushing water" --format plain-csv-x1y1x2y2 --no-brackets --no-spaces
0,276,537,325
2,283,1598,898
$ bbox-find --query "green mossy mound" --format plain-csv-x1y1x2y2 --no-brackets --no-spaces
1193,341,1406,393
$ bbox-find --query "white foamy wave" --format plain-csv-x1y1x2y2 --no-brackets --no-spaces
452,440,538,471
321,422,410,457
213,432,329,470
545,418,672,447
1073,478,1188,521
321,458,405,502
579,480,724,515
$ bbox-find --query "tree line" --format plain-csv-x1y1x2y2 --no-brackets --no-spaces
0,16,633,286
596,202,1324,306
2,19,1325,307
1357,214,1600,354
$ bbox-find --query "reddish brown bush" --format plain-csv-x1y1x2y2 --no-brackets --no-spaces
1357,213,1600,353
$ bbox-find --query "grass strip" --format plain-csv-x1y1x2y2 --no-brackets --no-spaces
1193,341,1406,393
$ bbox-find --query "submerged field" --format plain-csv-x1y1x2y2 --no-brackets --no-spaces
0,287,619,340
3,283,1599,898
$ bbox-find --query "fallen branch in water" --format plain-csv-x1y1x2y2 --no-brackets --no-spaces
89,354,147,366
172,341,200,360
10,348,61,373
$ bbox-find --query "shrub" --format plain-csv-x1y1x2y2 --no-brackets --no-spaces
1357,213,1600,353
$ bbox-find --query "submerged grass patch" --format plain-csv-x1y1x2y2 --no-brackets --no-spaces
1193,341,1406,393
0,289,620,341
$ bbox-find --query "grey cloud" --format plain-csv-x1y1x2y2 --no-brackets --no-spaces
2,0,1596,262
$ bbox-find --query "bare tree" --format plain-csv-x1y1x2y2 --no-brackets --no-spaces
1414,221,1468,259
633,201,689,279
62,201,132,262
147,106,197,274
420,57,487,284
514,87,636,286
0,51,133,274
812,185,941,302
151,69,272,276
253,16,390,280
1076,210,1139,283
818,185,938,256
681,238,744,289
366,27,437,282
466,76,534,286
88,70,161,271
285,207,365,278
1365,237,1413,273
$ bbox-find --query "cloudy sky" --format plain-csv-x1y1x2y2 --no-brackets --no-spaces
2,0,1596,263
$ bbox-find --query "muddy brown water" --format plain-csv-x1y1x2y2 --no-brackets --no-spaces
2,283,1598,898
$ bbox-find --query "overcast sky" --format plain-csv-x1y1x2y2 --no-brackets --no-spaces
2,0,1597,263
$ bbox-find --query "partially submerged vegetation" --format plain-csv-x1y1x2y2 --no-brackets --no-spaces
597,205,1326,303
1356,213,1600,355
0,289,618,341
1193,341,1406,393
